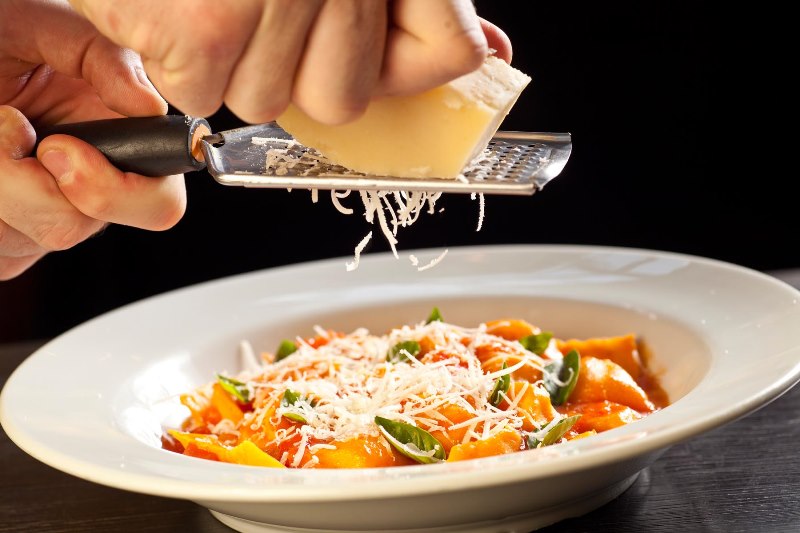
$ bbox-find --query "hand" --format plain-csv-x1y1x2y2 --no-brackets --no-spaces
68,0,512,125
0,0,187,280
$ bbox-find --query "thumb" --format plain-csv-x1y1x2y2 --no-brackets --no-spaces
7,0,166,118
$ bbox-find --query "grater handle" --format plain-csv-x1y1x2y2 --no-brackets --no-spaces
35,115,210,177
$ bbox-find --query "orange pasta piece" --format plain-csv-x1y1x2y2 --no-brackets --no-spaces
569,356,654,412
447,427,522,462
484,319,537,341
563,401,642,433
179,392,217,430
226,440,286,468
168,431,227,461
211,382,244,424
557,334,642,381
169,430,285,467
312,434,403,468
476,341,543,383
425,403,476,453
501,381,558,431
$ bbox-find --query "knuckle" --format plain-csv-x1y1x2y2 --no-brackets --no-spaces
0,223,41,258
228,89,290,123
298,94,369,126
149,198,186,231
78,193,116,222
189,14,242,59
34,218,97,252
0,258,32,281
0,106,35,158
449,29,489,73
145,184,187,231
329,99,369,125
0,254,46,281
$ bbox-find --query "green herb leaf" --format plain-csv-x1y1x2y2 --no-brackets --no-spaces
281,389,308,423
375,416,446,464
217,374,251,403
519,331,553,355
275,339,298,361
425,307,443,324
543,349,581,406
387,340,421,363
489,362,511,407
527,415,581,448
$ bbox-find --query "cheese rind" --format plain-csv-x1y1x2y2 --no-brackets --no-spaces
276,56,531,179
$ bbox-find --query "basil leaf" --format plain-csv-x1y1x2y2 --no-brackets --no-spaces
275,339,298,361
519,331,553,355
489,362,511,407
217,374,251,403
544,349,581,406
281,389,308,423
375,416,446,464
387,340,421,363
426,307,443,324
527,415,581,448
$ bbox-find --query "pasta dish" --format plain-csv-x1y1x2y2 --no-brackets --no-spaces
163,309,667,468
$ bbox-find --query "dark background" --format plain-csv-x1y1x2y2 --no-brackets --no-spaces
0,2,785,343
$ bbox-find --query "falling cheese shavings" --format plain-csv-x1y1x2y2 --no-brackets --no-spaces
472,192,486,232
417,249,449,272
254,138,489,272
238,340,264,374
331,191,354,215
346,232,372,272
408,250,449,272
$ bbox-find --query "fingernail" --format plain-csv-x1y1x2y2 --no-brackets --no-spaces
40,150,73,184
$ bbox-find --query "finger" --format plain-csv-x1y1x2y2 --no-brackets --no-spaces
480,18,513,63
6,0,166,118
292,0,387,125
0,253,47,281
0,106,104,254
0,219,46,258
0,106,45,258
36,136,187,231
377,0,488,97
0,108,48,260
73,0,260,117
224,0,323,123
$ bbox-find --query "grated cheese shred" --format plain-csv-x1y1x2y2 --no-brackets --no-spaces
253,137,487,272
206,320,555,466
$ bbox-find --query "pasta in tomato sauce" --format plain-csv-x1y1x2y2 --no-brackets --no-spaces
163,309,668,468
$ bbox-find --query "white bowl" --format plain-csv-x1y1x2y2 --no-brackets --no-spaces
2,245,800,533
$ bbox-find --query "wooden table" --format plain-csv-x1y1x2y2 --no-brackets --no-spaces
3,273,800,532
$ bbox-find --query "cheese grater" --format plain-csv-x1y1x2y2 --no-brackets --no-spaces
39,116,572,196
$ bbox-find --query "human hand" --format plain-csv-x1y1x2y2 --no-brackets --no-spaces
68,0,512,125
0,0,187,280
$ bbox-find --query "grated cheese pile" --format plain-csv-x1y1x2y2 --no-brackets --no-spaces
260,323,531,441
167,316,666,469
177,318,568,469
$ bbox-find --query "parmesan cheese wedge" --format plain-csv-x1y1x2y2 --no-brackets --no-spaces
276,56,531,179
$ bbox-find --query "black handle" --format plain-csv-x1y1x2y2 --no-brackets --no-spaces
37,115,211,177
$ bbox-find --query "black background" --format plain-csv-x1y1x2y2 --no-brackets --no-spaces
0,2,786,342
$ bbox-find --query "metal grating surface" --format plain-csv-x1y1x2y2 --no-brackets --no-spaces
204,124,571,196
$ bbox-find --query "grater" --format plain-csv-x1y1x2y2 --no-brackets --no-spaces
39,116,571,196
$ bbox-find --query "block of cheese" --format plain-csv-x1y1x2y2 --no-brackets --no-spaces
276,56,531,179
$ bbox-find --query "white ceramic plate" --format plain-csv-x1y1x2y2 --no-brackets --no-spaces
3,245,800,533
